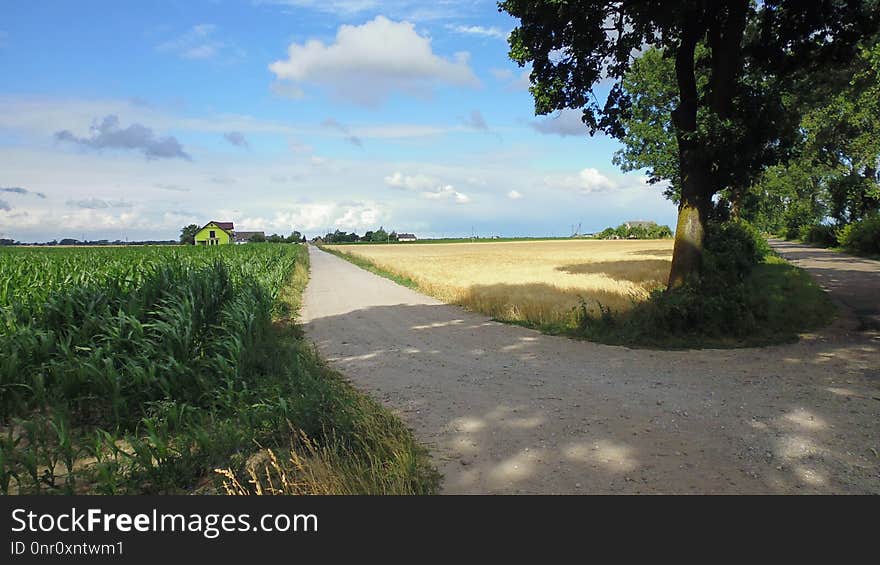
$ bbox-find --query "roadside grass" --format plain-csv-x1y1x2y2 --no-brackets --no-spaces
327,236,571,245
321,245,422,291
215,260,440,495
322,243,836,349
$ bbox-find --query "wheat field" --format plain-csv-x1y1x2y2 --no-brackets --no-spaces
327,239,674,327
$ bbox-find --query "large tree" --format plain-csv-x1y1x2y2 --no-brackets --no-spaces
179,224,199,245
500,0,879,287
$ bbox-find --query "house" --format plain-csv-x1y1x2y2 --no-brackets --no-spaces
234,231,265,244
194,221,234,246
397,233,417,242
624,220,657,230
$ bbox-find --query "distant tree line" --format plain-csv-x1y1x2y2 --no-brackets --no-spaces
252,231,305,244
2,239,179,246
595,223,674,240
320,227,399,243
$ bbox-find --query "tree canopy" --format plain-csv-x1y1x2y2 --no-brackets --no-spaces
501,0,880,287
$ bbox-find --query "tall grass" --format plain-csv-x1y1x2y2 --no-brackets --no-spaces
0,245,438,494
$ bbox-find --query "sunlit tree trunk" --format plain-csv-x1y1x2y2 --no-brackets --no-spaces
667,22,709,289
667,1,748,289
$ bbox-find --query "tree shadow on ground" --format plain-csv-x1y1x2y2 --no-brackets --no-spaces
456,281,641,325
627,248,674,258
302,301,880,494
556,259,670,285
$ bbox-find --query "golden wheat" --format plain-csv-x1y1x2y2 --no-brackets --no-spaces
328,239,674,327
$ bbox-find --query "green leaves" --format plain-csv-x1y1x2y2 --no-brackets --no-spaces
0,244,303,493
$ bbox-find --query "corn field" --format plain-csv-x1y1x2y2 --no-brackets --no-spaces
0,244,305,494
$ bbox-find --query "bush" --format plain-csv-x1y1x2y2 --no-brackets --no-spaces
580,219,772,343
798,224,839,247
702,219,770,281
838,215,880,255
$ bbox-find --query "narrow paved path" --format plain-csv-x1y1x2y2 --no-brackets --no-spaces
770,239,880,331
301,245,879,494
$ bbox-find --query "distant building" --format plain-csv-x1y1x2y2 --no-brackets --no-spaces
194,221,234,246
234,231,265,244
397,233,417,242
624,220,657,229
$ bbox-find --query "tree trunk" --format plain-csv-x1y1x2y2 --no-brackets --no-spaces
668,155,712,288
666,1,748,289
667,21,710,289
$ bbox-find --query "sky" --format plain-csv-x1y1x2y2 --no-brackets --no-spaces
0,0,677,242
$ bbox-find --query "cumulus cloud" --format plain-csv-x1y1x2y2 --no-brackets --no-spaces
551,168,616,194
507,190,523,200
384,171,470,203
66,198,134,209
1,186,46,198
54,115,191,160
269,16,479,105
445,24,507,40
241,201,387,233
0,199,9,211
384,172,438,191
462,110,488,131
422,185,470,203
156,24,226,60
223,131,249,148
530,109,587,137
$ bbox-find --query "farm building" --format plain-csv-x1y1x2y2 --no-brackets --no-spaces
624,220,657,229
194,221,234,246
234,231,265,244
397,233,417,242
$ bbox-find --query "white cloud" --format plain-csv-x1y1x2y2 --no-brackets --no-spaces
156,24,227,60
551,168,616,194
531,109,587,137
423,184,470,204
507,190,523,200
255,0,379,17
385,171,470,203
384,172,437,191
239,201,388,233
445,24,508,40
255,0,481,21
269,16,479,105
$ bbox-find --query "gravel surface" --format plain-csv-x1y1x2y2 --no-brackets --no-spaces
301,244,879,494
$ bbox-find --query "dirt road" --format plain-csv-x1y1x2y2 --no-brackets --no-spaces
301,245,879,494
770,239,880,331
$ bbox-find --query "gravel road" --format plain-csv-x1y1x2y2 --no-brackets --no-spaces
301,244,879,494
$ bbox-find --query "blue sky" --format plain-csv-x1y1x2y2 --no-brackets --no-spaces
0,0,676,241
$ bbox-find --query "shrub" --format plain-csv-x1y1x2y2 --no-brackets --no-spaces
838,214,880,255
798,224,839,247
580,219,771,342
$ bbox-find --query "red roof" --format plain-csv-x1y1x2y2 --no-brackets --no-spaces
211,221,234,231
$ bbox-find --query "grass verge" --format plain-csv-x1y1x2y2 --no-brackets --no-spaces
320,245,421,291
214,258,440,495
